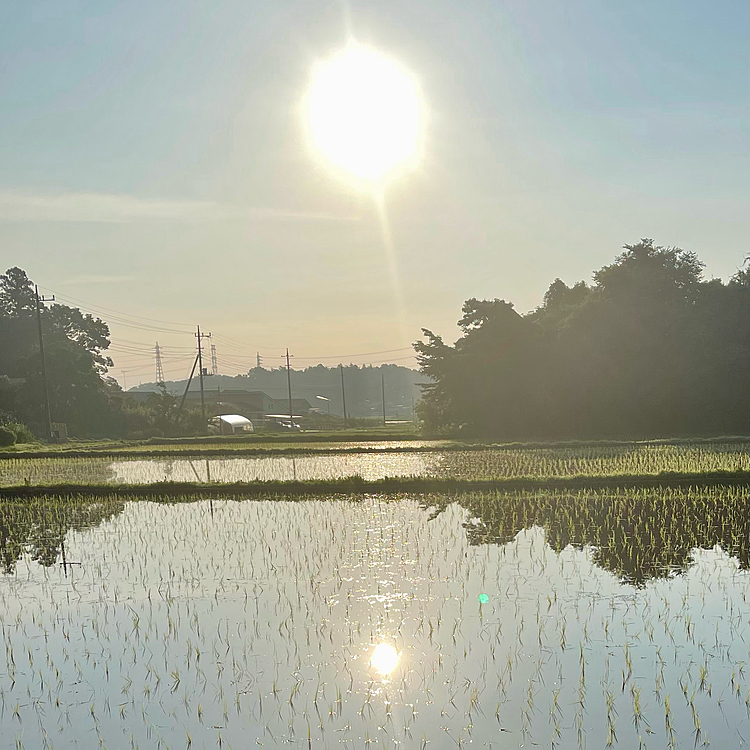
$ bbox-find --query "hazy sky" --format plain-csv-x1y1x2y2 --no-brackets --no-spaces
1,0,747,385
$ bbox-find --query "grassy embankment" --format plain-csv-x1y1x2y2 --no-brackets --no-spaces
1,432,746,458
2,471,747,499
0,425,424,457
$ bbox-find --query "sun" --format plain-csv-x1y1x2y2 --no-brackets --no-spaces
307,43,421,181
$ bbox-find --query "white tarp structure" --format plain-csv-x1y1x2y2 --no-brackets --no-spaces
208,414,254,434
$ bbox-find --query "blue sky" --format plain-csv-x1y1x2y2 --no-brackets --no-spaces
1,0,747,383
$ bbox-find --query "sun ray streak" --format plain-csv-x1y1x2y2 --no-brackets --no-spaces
374,191,409,346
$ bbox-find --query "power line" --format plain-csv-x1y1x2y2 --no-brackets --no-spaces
119,355,193,375
37,286,417,376
115,351,193,364
211,332,277,353
37,286,194,331
206,345,414,362
116,337,193,349
36,294,192,335
293,347,413,360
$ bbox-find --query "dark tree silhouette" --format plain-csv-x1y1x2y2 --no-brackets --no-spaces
416,240,749,438
0,267,125,437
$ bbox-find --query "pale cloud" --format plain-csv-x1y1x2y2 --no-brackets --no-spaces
0,191,360,223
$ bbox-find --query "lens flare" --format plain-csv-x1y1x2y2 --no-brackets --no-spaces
370,643,399,676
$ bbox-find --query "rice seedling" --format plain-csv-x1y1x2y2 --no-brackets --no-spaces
0,485,745,747
0,439,746,487
435,441,749,481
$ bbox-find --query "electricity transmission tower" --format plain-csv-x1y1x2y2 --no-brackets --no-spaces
210,344,218,376
154,342,164,384
256,351,263,369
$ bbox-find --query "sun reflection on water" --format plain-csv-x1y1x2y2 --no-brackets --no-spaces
370,643,399,676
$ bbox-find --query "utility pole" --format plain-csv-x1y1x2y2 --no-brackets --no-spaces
195,326,211,427
34,285,54,440
154,342,164,384
285,348,294,427
381,372,386,426
210,344,218,376
339,364,348,428
178,353,200,414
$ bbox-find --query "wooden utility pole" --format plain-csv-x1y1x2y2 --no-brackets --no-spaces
34,285,54,440
339,363,348,427
195,326,211,429
381,372,386,426
285,348,294,427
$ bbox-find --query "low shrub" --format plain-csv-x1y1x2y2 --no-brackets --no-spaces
0,426,17,446
7,422,35,444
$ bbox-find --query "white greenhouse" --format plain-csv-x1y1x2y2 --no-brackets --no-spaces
207,414,254,435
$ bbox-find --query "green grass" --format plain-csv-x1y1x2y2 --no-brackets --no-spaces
1,424,422,454
2,433,746,459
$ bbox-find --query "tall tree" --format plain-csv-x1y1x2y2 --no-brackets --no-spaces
416,241,749,438
0,267,123,437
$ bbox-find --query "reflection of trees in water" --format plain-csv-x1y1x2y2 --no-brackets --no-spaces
1,488,746,585
0,497,124,573
427,487,749,586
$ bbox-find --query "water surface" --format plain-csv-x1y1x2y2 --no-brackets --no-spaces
1,441,746,485
0,488,747,748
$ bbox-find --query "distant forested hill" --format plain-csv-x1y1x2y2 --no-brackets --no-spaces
132,364,431,419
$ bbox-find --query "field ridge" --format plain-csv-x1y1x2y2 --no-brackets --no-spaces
2,470,747,498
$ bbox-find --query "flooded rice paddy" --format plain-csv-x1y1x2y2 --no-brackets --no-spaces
0,487,747,748
110,440,451,453
1,441,747,485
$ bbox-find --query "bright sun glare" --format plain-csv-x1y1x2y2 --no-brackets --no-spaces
370,643,399,676
307,44,421,180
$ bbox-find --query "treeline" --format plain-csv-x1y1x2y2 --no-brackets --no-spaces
416,240,749,439
0,267,202,439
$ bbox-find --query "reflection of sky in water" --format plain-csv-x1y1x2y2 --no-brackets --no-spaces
0,442,746,485
109,453,438,482
0,497,747,748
